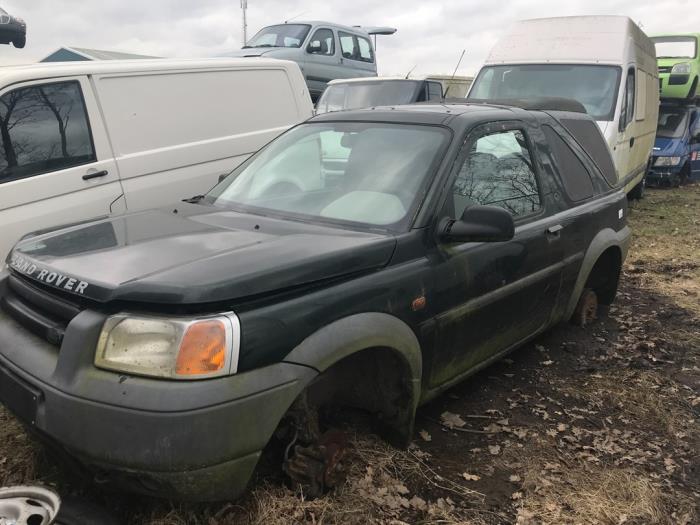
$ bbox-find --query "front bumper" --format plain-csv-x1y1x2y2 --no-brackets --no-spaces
647,158,685,186
0,305,316,500
659,72,697,99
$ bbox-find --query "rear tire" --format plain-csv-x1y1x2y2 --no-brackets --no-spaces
572,288,598,328
12,35,26,48
628,177,645,200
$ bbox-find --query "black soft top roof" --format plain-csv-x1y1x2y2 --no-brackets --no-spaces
461,97,588,114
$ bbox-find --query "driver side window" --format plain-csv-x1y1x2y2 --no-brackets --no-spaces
452,129,541,218
307,28,335,56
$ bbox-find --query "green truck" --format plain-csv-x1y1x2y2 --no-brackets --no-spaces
651,34,700,100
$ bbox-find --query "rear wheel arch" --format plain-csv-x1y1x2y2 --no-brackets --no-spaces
566,229,628,320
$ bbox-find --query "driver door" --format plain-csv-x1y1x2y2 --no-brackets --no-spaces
428,123,562,388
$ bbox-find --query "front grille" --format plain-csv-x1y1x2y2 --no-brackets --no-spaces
1,275,83,346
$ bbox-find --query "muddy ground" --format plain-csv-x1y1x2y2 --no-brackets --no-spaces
1,185,699,524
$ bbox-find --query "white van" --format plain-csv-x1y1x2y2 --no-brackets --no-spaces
467,16,659,198
0,58,313,259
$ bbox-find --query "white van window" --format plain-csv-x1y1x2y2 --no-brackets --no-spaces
652,36,698,59
98,70,300,156
468,65,621,121
620,68,636,130
339,32,356,59
0,81,95,184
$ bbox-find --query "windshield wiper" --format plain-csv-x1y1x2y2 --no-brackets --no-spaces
182,194,206,204
250,44,279,48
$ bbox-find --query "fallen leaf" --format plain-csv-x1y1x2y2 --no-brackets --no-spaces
542,360,554,366
419,430,432,442
488,445,501,455
462,472,480,481
509,474,521,482
511,491,523,500
441,411,466,429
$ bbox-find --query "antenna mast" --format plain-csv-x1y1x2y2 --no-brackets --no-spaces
241,0,248,46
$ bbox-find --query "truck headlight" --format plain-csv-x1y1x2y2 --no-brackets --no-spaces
654,156,682,166
95,313,240,379
671,63,691,75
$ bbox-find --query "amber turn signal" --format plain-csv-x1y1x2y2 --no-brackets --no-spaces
176,319,228,376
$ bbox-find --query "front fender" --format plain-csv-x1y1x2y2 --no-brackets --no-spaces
283,312,423,441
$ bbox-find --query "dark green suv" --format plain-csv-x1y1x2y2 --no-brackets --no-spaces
0,100,630,501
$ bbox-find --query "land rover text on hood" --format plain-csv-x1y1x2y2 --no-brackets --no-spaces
0,100,630,501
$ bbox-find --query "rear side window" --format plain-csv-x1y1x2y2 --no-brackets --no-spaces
427,81,443,100
542,125,594,201
339,31,374,63
560,118,617,187
0,81,95,184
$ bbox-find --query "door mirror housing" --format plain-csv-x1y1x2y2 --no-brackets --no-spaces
438,205,515,244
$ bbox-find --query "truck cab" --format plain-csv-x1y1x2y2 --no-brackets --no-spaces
647,102,700,186
651,34,700,100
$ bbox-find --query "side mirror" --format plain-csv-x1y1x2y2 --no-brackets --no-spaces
308,41,322,53
438,205,515,244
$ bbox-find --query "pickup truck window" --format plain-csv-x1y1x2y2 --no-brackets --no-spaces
542,125,594,202
0,81,95,184
209,123,449,229
452,129,541,218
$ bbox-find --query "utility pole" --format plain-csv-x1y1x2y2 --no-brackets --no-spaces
241,0,248,46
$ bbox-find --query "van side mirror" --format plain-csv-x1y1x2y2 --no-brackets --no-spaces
308,41,322,53
438,205,515,244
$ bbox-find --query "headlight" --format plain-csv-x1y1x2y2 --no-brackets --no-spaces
671,63,691,75
95,312,240,379
654,156,682,166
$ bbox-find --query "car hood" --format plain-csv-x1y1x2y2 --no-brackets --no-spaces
7,206,396,305
653,137,686,157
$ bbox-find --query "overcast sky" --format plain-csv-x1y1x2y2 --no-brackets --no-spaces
1,0,699,76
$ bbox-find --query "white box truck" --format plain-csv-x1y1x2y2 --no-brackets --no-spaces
468,16,659,199
0,58,313,259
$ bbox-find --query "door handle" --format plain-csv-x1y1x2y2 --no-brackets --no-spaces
82,170,109,181
630,137,635,148
546,224,563,236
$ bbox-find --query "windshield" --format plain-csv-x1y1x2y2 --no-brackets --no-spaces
207,123,450,230
657,108,689,138
316,81,422,114
468,64,621,121
652,36,698,59
245,24,311,49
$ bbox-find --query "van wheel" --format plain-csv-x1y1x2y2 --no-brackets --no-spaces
572,288,598,328
628,177,645,200
12,36,25,48
679,162,691,186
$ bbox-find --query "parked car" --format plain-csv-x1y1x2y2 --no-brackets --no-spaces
0,99,630,501
651,33,700,100
647,102,700,186
315,77,444,114
226,21,396,101
467,16,660,199
0,58,313,261
0,7,25,48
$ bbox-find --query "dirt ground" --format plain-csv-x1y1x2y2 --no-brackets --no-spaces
1,185,698,525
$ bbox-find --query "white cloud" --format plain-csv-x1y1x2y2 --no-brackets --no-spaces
0,0,698,75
